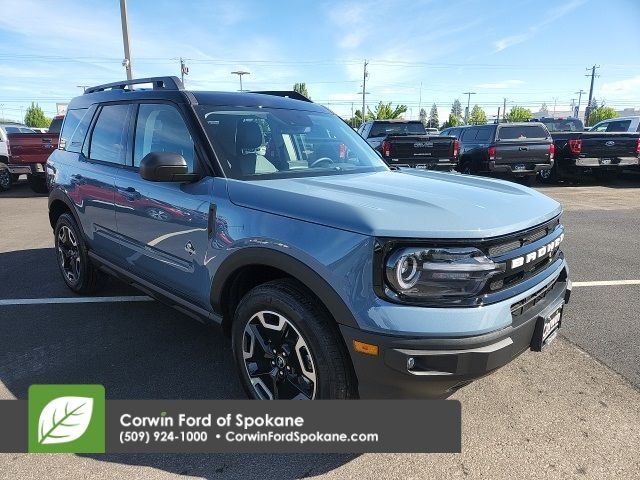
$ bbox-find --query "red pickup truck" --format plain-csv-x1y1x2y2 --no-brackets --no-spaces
0,115,63,193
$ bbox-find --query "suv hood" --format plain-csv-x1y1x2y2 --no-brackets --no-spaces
226,170,562,238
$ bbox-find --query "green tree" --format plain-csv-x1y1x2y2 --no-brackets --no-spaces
293,82,310,99
419,108,427,126
440,113,462,129
469,105,487,125
367,101,407,120
587,105,618,126
506,106,533,122
540,103,549,116
24,102,50,128
428,103,439,128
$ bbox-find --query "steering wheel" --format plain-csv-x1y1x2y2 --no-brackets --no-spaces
309,157,334,168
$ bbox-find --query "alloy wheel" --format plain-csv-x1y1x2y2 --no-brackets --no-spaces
57,225,81,284
242,310,317,400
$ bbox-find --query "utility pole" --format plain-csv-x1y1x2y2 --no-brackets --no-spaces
180,58,189,86
231,71,250,91
584,65,600,125
119,0,133,80
463,92,476,124
361,60,369,125
575,89,586,119
503,98,507,123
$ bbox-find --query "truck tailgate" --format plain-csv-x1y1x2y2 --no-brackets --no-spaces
7,133,58,165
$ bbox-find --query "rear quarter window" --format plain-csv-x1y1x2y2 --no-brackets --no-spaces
498,125,548,140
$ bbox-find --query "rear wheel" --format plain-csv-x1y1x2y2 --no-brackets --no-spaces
54,213,104,294
0,168,11,191
28,174,48,194
232,279,354,400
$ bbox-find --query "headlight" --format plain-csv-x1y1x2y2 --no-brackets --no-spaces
385,247,503,303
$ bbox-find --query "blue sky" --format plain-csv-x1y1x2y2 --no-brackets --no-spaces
1,0,639,123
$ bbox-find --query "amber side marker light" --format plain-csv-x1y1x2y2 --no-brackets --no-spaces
353,340,379,356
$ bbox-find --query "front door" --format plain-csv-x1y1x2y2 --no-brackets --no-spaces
114,102,213,307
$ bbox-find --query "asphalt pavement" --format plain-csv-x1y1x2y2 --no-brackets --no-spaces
1,176,639,479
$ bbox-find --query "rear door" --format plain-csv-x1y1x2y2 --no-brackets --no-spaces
494,124,551,166
114,102,213,306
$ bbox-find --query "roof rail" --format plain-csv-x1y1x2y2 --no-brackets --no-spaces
250,91,312,103
84,76,184,94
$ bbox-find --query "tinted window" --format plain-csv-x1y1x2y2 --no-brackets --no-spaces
134,104,195,172
59,109,88,153
498,125,548,140
89,104,130,164
460,128,476,141
369,122,426,137
605,120,631,132
49,117,64,134
475,126,492,141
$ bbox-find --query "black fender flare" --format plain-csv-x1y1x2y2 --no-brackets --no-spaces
210,247,360,329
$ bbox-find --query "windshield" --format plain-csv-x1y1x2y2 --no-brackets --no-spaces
196,106,388,179
541,118,583,132
369,122,426,137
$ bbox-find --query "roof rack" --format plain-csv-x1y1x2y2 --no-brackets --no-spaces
250,91,312,103
84,76,184,94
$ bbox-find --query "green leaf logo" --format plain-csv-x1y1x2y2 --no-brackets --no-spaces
37,396,94,445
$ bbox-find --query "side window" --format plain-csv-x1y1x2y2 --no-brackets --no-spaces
475,127,491,141
60,107,93,153
133,104,196,172
88,104,131,164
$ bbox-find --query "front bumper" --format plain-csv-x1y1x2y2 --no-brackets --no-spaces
341,273,571,399
489,161,552,175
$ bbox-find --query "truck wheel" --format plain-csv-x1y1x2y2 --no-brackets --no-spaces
232,279,355,400
27,175,48,194
0,169,11,191
54,213,104,294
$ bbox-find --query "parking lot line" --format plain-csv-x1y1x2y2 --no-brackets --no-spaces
0,296,153,306
572,280,640,287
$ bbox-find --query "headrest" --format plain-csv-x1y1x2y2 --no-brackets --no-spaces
236,121,262,152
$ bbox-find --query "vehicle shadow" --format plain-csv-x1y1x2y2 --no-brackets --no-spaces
0,248,357,478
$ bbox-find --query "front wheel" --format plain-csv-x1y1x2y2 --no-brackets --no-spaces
231,279,355,400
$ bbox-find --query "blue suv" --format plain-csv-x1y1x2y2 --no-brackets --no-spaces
47,77,571,399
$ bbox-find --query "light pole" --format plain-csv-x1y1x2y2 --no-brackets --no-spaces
119,0,133,80
231,71,250,91
463,92,476,124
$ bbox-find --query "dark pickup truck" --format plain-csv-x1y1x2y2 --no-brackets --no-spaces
450,123,553,185
533,117,640,182
357,120,459,170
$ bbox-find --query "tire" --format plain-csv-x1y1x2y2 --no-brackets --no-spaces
54,213,104,294
0,168,11,192
28,174,48,194
231,279,355,400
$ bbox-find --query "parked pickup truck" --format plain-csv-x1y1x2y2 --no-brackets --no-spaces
532,117,640,182
453,123,554,185
48,76,570,400
357,120,459,170
6,130,59,192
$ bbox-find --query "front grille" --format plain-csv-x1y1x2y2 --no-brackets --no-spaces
510,278,558,316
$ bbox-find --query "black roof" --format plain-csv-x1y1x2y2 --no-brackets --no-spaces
68,76,326,113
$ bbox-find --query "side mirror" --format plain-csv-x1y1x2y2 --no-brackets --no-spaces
139,152,194,182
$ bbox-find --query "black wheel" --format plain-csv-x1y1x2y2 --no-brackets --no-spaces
54,213,104,294
0,168,11,191
232,279,354,400
28,175,48,194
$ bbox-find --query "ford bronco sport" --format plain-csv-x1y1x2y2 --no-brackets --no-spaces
47,77,571,399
